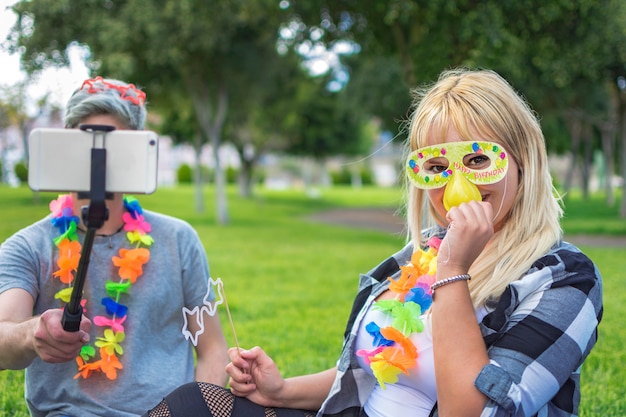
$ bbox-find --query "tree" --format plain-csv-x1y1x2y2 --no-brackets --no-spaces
284,0,626,212
0,83,27,157
495,0,626,209
0,82,39,184
224,42,371,196
223,46,307,197
157,90,207,212
281,74,370,187
283,77,365,158
8,0,291,223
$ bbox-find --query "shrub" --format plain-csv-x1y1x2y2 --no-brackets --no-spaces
14,161,28,184
177,163,193,184
225,166,239,184
330,166,374,186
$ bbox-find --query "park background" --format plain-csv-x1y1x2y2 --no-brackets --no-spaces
1,0,626,416
0,185,625,416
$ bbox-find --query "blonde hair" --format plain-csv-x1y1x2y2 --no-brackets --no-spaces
405,68,563,308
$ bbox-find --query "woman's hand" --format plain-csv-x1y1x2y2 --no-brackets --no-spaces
432,200,493,416
438,200,494,273
226,346,285,407
227,346,337,411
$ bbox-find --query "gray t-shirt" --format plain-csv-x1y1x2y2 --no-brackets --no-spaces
0,209,213,417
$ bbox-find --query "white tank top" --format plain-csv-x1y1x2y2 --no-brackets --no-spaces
355,304,488,417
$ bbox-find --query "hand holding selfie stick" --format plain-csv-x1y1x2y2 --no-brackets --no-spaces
62,125,114,332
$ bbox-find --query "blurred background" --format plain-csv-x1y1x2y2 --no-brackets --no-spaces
1,0,625,222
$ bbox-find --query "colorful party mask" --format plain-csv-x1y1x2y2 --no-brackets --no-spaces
406,141,509,210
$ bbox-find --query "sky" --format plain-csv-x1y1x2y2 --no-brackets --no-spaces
0,0,89,114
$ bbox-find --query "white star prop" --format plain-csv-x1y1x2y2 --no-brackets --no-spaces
182,277,224,346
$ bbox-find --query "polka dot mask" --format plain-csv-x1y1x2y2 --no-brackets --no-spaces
406,141,509,189
407,141,509,211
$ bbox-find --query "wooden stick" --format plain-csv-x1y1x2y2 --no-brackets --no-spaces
219,280,240,352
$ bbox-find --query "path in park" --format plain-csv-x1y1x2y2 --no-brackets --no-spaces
308,207,626,248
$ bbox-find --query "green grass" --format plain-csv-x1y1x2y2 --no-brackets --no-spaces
0,184,623,416
560,190,626,235
579,247,626,416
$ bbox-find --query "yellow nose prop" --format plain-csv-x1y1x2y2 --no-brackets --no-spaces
443,172,482,211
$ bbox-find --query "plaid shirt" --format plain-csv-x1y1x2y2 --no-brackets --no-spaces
318,239,602,417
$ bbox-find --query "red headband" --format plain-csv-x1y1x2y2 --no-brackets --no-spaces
80,76,146,106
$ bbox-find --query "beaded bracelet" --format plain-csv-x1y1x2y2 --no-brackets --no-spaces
430,274,471,292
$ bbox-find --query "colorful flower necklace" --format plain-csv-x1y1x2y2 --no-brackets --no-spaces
50,194,153,380
356,236,441,389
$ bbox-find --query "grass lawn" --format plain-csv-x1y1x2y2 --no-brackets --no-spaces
0,184,624,416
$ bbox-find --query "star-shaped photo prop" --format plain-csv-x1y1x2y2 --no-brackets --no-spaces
181,277,239,349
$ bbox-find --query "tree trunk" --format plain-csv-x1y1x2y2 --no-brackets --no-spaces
238,154,254,198
619,85,626,218
211,138,229,224
319,158,331,187
563,110,583,198
185,73,230,224
234,133,256,198
0,133,8,185
599,121,616,206
193,131,205,214
209,86,230,225
302,157,314,189
20,119,31,166
581,123,594,200
350,163,363,188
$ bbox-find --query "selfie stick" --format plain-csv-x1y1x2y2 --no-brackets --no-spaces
62,124,115,332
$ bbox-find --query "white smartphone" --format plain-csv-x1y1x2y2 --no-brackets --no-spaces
28,127,159,194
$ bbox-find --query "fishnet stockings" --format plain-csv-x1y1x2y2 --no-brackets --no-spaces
200,383,236,416
145,383,316,417
145,400,171,417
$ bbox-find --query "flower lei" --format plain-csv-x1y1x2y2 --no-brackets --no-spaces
50,194,153,380
356,236,441,389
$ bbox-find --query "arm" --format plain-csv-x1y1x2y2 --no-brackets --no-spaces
178,223,230,384
432,201,493,417
227,346,336,411
192,312,229,385
474,250,601,416
0,288,91,370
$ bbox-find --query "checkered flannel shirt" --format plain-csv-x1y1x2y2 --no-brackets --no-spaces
317,239,603,417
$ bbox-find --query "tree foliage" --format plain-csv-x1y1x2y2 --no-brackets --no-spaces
9,0,292,222
286,0,624,115
8,0,373,209
283,0,626,212
7,0,626,214
281,75,366,159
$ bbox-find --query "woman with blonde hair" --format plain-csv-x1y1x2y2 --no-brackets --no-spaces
145,68,602,417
